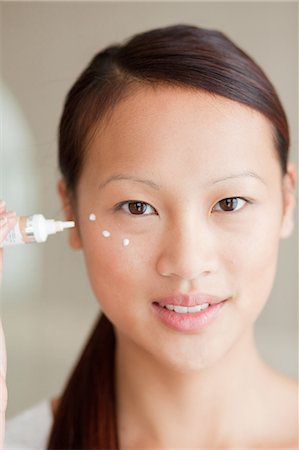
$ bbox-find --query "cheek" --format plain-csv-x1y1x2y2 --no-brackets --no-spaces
79,218,156,318
226,213,281,320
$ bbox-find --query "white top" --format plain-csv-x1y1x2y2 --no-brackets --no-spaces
4,400,53,449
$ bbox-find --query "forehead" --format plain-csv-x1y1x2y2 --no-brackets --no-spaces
87,85,279,181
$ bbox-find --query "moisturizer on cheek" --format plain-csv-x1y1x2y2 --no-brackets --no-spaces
88,213,129,246
122,238,130,247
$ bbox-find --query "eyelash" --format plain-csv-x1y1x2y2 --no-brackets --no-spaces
114,197,251,216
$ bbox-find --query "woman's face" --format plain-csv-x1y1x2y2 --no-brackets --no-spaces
63,86,295,372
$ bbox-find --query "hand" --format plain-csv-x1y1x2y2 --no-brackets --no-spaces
0,201,17,448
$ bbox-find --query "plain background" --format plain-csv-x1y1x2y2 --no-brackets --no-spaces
0,1,297,418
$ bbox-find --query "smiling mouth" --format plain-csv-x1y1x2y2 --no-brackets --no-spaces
151,298,228,332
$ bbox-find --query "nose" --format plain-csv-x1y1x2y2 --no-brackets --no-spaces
156,220,219,281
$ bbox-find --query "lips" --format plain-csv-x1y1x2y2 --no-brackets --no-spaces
151,293,229,332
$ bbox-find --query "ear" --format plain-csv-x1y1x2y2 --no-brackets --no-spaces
57,180,83,249
280,162,297,239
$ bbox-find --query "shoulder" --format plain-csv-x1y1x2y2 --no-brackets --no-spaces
4,400,53,449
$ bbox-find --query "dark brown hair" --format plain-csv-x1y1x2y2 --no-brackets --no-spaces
47,24,290,449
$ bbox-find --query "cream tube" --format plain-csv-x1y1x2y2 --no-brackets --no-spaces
1,214,75,247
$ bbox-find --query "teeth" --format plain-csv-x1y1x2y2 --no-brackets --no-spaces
160,303,210,313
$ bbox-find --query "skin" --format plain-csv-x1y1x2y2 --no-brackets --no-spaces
0,86,296,448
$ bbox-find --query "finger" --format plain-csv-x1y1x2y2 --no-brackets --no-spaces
0,213,18,284
0,212,17,242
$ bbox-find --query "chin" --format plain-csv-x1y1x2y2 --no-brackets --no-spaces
153,336,235,374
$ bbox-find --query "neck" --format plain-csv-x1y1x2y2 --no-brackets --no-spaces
116,326,270,448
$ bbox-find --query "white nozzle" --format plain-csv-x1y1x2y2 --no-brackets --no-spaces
44,219,75,238
59,221,75,230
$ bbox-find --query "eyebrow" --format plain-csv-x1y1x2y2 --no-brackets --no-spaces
98,174,161,191
208,171,267,186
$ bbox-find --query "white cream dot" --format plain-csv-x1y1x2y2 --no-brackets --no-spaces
88,213,96,221
122,238,130,247
102,230,111,238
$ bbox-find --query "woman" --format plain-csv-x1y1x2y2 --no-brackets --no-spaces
2,24,297,449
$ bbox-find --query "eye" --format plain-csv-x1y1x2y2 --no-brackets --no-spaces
213,197,248,213
115,201,157,216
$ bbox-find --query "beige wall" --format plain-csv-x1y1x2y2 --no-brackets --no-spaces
0,1,297,417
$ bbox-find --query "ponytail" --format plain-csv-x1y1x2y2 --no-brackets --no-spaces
47,313,119,448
